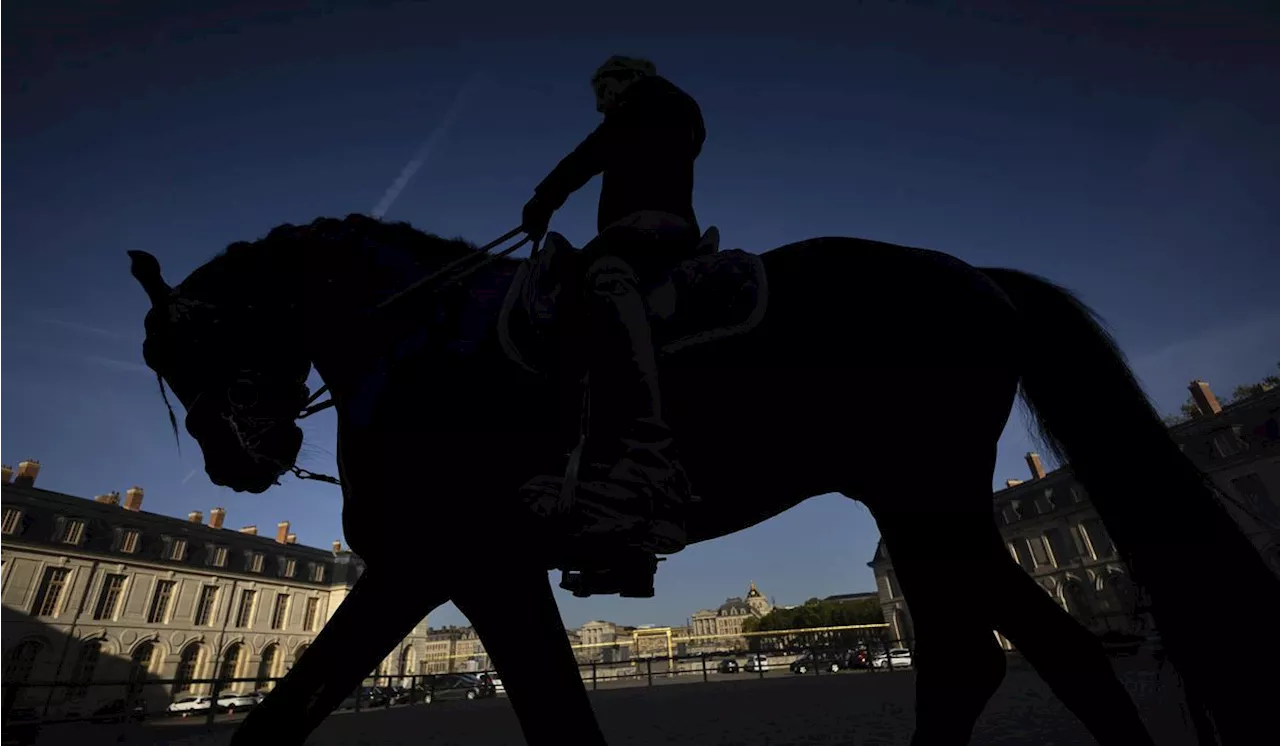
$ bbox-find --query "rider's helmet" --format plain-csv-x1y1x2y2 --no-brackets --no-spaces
591,55,657,114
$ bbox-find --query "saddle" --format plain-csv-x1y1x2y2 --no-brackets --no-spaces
497,226,769,376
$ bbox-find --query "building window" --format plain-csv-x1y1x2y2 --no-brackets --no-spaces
61,519,86,545
255,644,279,690
194,585,219,626
281,558,297,579
147,580,176,624
303,597,320,632
208,546,228,568
93,574,128,620
1231,473,1280,528
1079,518,1116,560
69,640,103,698
129,641,156,681
247,552,265,573
1042,528,1074,566
174,643,202,694
168,539,188,561
271,593,290,630
32,567,71,617
1026,536,1053,568
217,643,243,685
121,530,140,554
5,640,44,685
309,563,325,583
235,590,257,628
3,508,23,535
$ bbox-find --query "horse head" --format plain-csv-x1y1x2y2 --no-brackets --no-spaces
127,237,313,494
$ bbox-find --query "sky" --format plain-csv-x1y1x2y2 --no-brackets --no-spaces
3,0,1278,630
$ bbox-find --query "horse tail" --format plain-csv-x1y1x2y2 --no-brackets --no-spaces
980,266,1280,744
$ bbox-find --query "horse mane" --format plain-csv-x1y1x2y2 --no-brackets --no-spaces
177,213,483,300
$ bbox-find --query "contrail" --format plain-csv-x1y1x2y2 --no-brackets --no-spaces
371,72,487,220
181,469,198,485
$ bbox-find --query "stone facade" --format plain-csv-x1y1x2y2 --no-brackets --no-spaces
869,380,1280,649
689,582,772,651
0,469,431,717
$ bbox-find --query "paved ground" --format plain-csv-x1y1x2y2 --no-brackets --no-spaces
28,654,1201,745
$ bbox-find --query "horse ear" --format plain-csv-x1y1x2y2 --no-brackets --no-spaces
128,250,172,306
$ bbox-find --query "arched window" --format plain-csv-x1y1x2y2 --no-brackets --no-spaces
1061,578,1092,622
255,644,279,690
70,639,103,698
4,639,45,683
290,643,309,672
217,643,243,688
399,647,414,676
174,643,203,694
130,641,156,679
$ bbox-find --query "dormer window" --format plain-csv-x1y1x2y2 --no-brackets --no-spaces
3,508,24,535
60,519,86,546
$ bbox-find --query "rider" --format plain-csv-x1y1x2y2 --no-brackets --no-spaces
519,55,705,556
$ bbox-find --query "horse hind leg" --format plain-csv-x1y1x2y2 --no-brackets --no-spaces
981,525,1157,746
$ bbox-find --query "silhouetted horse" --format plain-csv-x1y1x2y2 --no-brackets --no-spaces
128,214,1278,745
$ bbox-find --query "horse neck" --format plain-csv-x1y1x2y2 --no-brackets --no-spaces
296,231,470,401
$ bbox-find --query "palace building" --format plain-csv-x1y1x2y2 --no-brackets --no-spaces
0,464,432,718
870,379,1280,648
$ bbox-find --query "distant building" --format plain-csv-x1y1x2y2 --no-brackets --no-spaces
689,582,772,651
0,463,431,717
869,380,1280,649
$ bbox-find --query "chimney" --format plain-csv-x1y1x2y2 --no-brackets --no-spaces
13,460,41,488
332,540,343,554
1005,479,1024,488
124,486,144,512
286,533,297,545
276,521,290,544
1189,380,1222,416
239,525,258,536
188,510,203,524
95,492,121,506
209,507,226,530
1025,452,1046,480
1,465,12,485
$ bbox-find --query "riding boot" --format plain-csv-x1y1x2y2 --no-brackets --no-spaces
523,254,691,556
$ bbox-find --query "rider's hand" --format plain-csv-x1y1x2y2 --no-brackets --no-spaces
521,196,553,242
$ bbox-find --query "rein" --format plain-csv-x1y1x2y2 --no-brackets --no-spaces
287,225,535,488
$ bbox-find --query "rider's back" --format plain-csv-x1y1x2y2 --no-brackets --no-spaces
569,75,706,234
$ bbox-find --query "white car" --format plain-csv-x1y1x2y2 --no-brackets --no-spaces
216,692,258,710
872,648,913,669
744,654,770,673
166,695,212,715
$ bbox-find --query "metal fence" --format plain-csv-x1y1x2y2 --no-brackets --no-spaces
1,637,922,733
2,629,1161,742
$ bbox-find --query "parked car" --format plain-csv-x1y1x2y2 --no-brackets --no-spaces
716,658,740,674
871,648,913,669
166,695,213,716
336,687,388,711
216,692,259,711
88,698,148,723
743,654,770,673
421,674,495,704
790,649,846,674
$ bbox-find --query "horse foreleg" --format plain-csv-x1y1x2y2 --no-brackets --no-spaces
230,568,446,746
870,504,1009,746
452,566,608,746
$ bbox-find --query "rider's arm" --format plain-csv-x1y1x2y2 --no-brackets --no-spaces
532,120,615,210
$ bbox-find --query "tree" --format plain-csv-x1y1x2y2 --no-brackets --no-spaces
1161,362,1279,426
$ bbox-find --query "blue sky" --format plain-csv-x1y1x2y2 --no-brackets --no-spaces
4,1,1278,629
